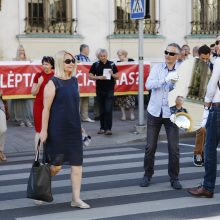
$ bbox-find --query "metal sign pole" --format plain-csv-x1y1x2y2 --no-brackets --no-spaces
130,0,146,133
138,19,144,126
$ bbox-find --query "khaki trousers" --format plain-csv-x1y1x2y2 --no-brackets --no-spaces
0,110,7,151
80,97,89,120
193,127,206,155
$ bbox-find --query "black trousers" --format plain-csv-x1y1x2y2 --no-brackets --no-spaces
96,90,114,131
144,112,180,180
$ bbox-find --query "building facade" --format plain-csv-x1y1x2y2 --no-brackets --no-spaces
0,0,219,60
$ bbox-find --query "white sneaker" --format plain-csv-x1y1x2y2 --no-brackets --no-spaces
83,118,95,123
71,200,90,209
121,116,126,121
25,121,33,127
19,121,25,127
34,200,44,205
130,113,135,121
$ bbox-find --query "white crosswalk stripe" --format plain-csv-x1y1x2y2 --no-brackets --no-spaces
0,145,220,220
16,194,220,220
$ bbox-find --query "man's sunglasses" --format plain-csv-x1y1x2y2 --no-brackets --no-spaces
64,58,76,64
215,40,220,45
164,50,177,56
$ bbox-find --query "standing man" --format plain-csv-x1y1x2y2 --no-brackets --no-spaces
76,44,94,122
188,41,220,198
89,49,119,135
140,43,182,190
210,43,216,57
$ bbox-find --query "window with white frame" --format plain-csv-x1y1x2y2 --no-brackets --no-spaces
114,0,158,35
25,0,74,34
191,0,220,34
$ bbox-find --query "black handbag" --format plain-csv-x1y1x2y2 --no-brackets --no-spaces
27,141,53,202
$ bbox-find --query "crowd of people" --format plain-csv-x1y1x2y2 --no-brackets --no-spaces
0,35,219,208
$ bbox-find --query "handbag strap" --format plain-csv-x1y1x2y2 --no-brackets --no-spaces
34,140,41,162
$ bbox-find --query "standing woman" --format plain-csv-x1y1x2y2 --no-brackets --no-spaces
0,90,10,161
39,51,90,209
31,56,54,151
11,45,33,127
116,49,135,121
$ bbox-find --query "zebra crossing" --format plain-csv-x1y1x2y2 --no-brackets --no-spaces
1,143,220,220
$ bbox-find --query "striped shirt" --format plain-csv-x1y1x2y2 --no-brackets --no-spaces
75,54,90,62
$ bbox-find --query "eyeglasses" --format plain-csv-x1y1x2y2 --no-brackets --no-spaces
64,58,76,64
164,50,177,56
215,40,220,45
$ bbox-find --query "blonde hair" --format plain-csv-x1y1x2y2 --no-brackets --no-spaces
54,50,77,78
117,49,128,57
15,45,27,61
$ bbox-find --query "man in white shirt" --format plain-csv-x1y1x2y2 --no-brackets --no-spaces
188,40,220,198
140,43,182,190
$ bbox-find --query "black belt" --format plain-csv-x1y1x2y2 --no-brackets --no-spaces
212,102,220,107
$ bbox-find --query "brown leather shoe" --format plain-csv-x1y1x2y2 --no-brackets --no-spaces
188,186,213,198
105,130,112,135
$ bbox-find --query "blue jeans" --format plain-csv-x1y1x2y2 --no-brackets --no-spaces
203,106,220,192
96,90,114,131
144,112,180,180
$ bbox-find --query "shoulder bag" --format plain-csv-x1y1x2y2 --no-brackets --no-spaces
26,141,53,202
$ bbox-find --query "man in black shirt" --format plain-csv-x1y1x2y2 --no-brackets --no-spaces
89,49,119,135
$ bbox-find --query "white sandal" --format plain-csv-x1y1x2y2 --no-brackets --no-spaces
71,200,90,209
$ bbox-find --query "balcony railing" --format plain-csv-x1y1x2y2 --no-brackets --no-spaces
114,19,159,35
191,21,220,35
24,17,77,34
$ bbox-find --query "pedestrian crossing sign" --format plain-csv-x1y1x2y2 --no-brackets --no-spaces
130,0,146,19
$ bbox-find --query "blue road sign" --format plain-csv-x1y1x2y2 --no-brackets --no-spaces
130,0,145,20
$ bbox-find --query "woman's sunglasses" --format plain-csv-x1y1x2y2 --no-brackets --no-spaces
164,50,177,56
215,40,220,45
64,58,76,64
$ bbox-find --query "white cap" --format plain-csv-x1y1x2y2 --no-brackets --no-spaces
216,35,220,41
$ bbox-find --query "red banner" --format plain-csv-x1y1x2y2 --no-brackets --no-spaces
0,61,150,99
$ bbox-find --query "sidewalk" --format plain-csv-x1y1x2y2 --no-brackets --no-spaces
4,109,195,155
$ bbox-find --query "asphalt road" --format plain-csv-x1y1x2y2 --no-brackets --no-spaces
1,137,220,220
